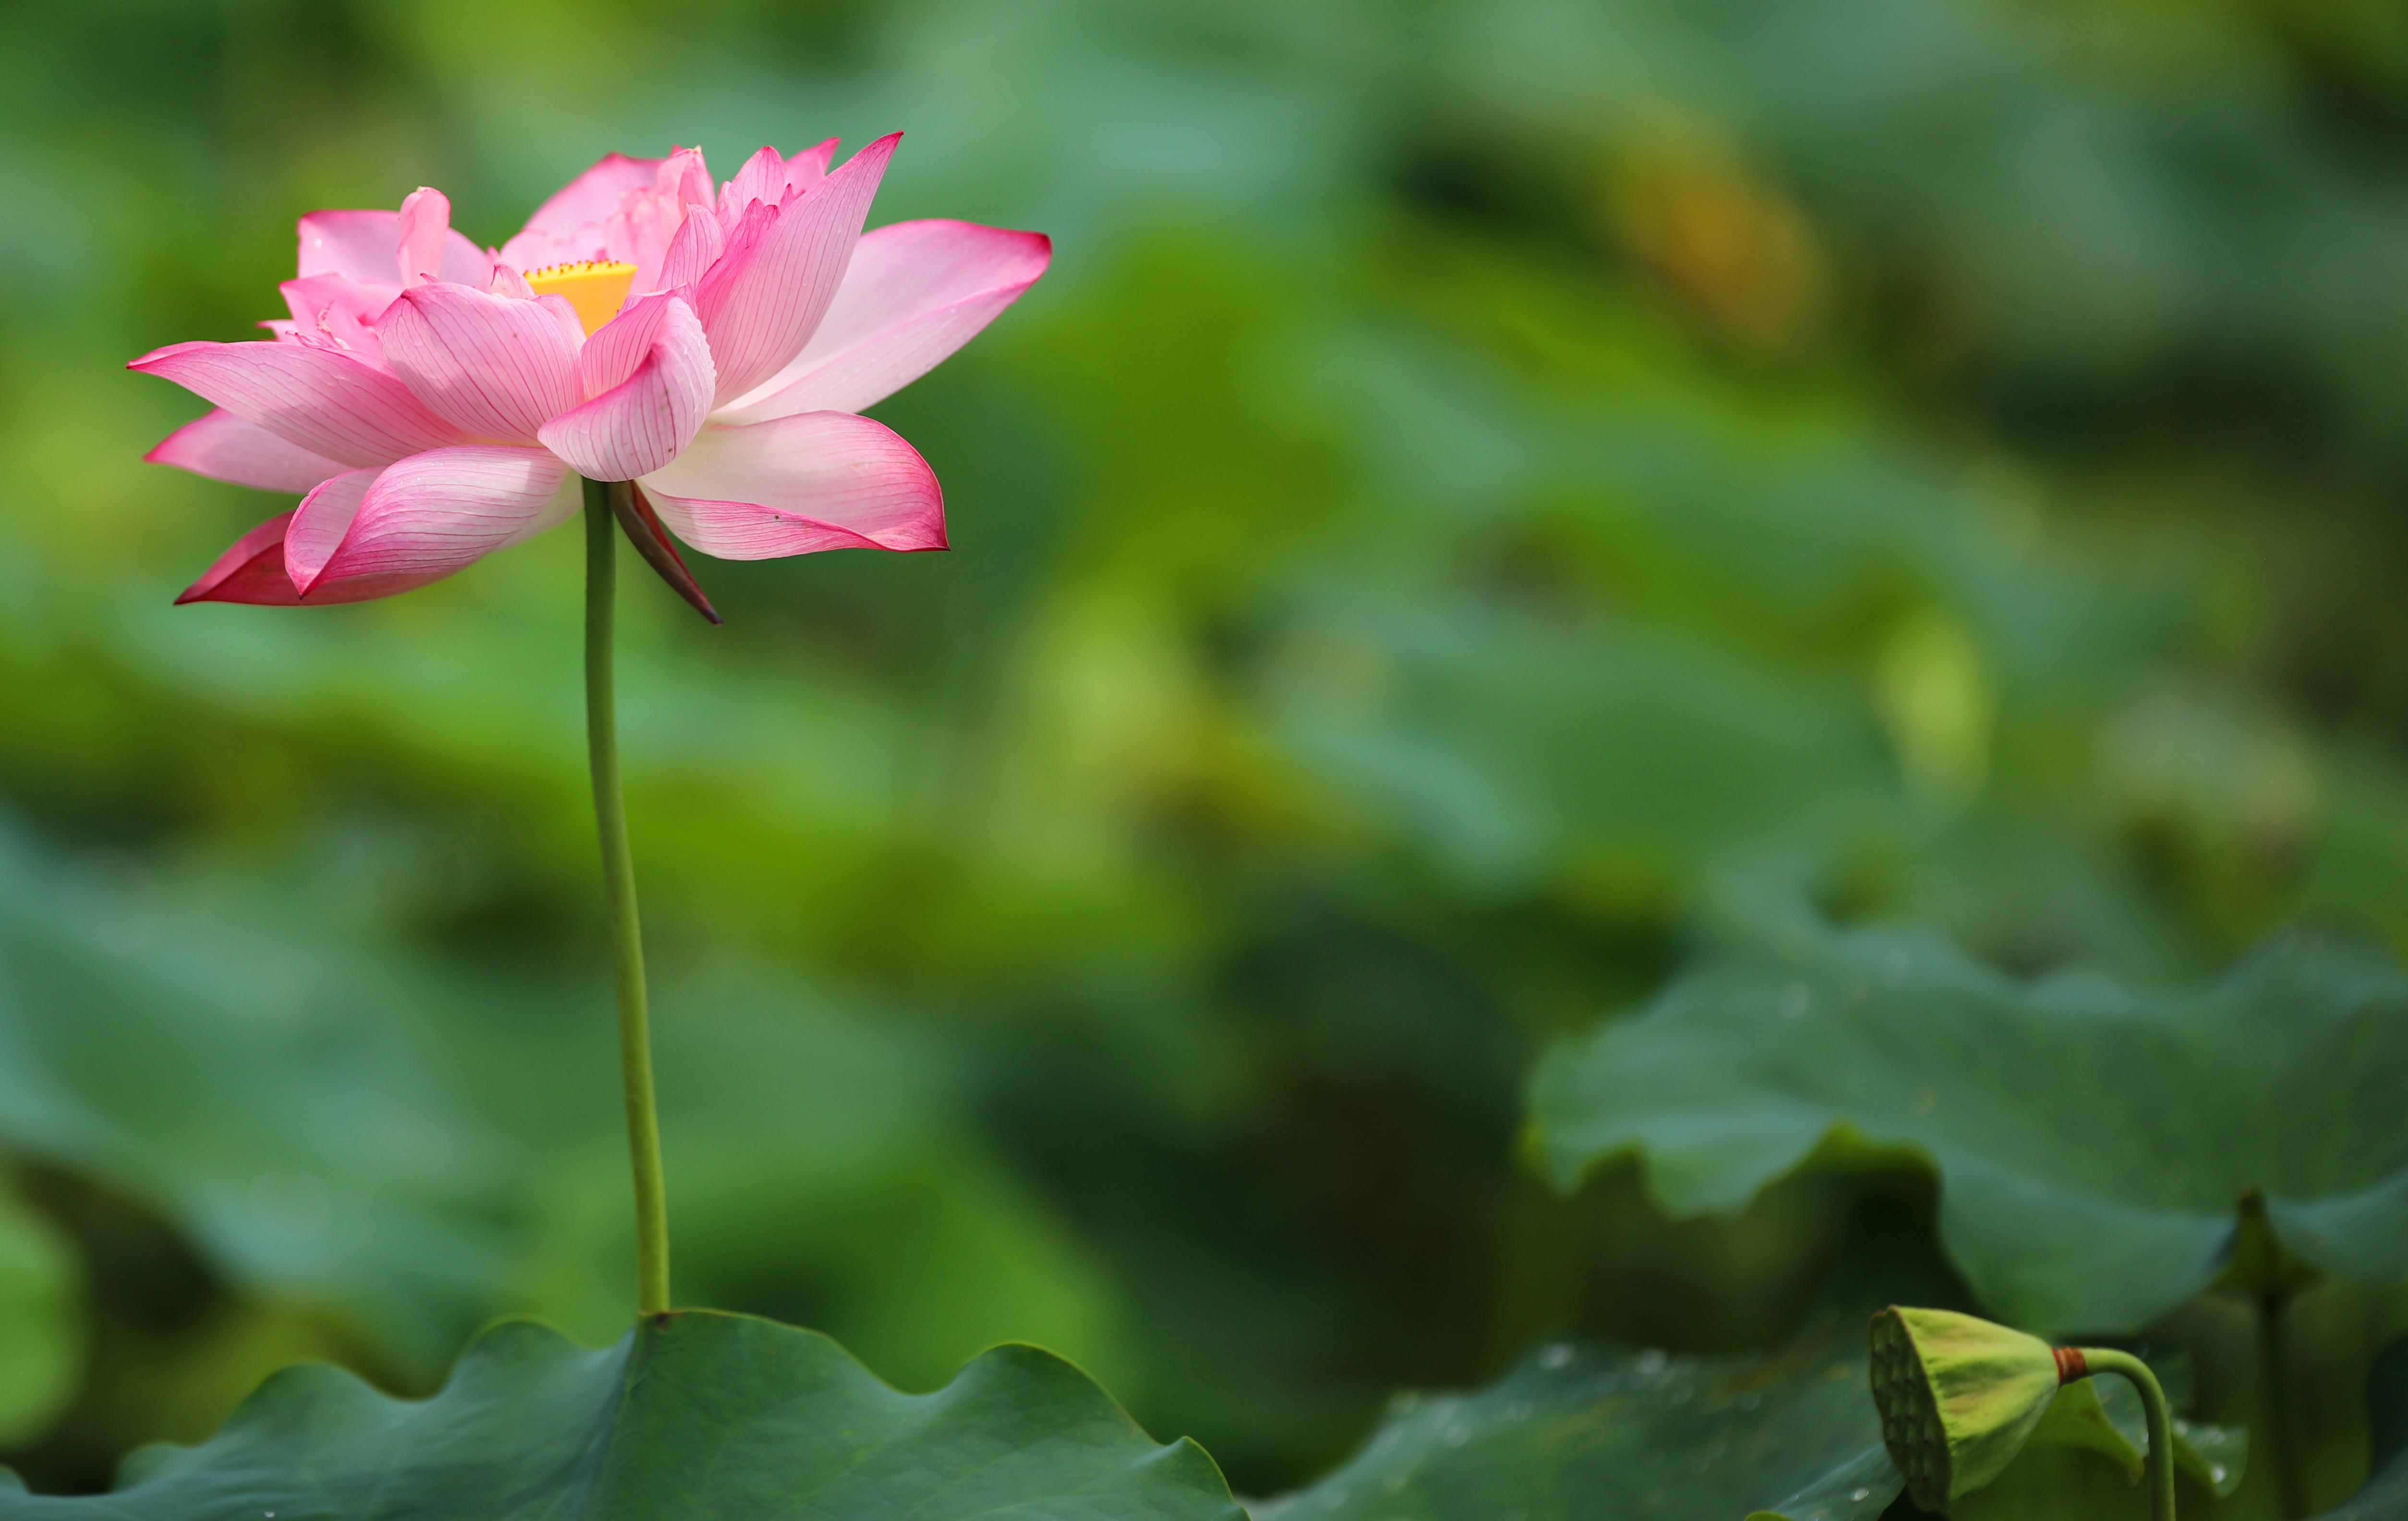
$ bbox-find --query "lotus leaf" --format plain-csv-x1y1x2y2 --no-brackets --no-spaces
1530,904,2408,1334
1252,1321,1899,1521
0,1311,1239,1521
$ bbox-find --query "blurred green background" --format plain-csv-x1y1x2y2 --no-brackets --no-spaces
4,0,2408,1498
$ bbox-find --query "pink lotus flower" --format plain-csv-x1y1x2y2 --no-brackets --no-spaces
133,138,1049,611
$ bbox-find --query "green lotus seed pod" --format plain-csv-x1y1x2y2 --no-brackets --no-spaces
1867,1306,2065,1513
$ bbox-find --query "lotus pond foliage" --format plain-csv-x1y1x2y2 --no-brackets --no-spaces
2,0,2408,1520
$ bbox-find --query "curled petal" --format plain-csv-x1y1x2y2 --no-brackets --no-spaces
574,290,705,397
146,409,349,493
396,187,468,285
694,133,900,405
720,220,1051,422
177,507,450,606
539,292,715,480
297,207,486,286
129,339,466,467
286,447,575,594
639,411,944,559
374,283,585,442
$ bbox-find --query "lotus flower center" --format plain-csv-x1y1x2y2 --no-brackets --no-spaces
525,261,637,336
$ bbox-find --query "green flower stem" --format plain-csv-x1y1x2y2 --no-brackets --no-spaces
583,475,670,1315
2075,1348,2175,1521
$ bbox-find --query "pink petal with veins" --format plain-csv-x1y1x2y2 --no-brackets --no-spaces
660,148,714,211
287,447,575,595
638,410,943,559
783,138,839,194
507,153,660,250
715,146,786,227
654,203,726,293
177,508,451,606
711,141,838,230
616,146,715,296
297,207,486,286
693,133,901,406
279,273,397,329
179,511,305,604
539,292,715,480
374,283,585,442
720,219,1050,422
503,149,716,300
284,468,378,590
130,340,467,467
147,409,349,493
277,274,398,367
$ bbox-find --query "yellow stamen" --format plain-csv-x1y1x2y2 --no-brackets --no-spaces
524,260,638,335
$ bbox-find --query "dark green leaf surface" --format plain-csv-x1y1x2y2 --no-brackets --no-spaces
1529,904,2408,1335
1254,1320,1901,1521
0,1311,1241,1521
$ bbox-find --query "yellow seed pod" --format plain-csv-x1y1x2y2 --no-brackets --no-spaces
524,261,638,336
1868,1306,2064,1512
